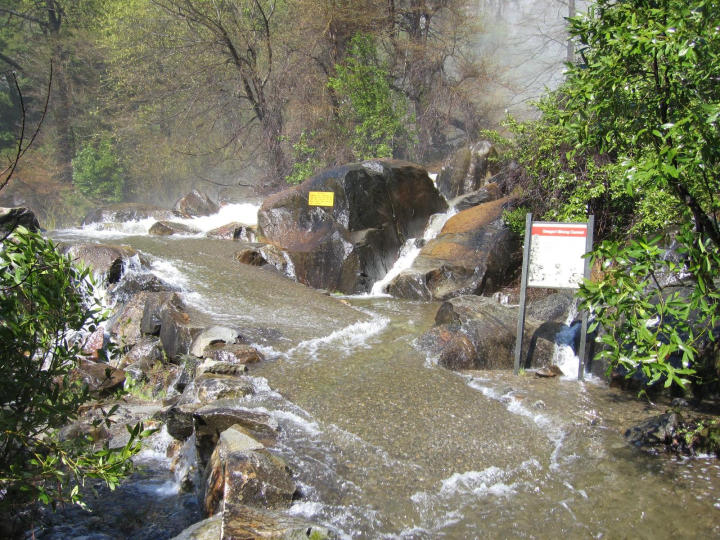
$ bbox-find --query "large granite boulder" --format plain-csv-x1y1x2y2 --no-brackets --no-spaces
386,197,519,300
436,140,498,199
418,295,562,370
173,189,219,218
82,203,177,225
0,207,40,232
61,243,141,284
257,160,447,294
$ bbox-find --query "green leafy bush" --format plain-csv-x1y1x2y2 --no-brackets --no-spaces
285,131,324,185
328,33,413,160
72,134,125,202
0,227,145,517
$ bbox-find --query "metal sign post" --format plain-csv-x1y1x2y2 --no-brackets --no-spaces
514,214,594,379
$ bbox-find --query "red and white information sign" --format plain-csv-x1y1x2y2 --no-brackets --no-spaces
528,222,588,288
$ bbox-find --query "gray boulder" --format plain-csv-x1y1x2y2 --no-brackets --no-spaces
149,221,201,236
258,160,447,294
436,140,498,199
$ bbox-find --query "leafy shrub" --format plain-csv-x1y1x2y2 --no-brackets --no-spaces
328,33,413,160
0,227,146,518
72,134,125,202
285,131,324,185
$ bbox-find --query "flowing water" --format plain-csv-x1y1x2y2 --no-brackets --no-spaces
48,206,720,539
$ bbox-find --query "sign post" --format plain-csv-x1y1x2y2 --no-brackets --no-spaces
514,215,594,379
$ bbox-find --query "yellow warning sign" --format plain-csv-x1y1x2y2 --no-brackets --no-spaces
308,191,335,207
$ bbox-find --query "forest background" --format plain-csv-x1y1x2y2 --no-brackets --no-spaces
0,0,575,225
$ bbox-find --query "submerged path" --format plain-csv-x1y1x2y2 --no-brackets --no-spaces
51,226,720,539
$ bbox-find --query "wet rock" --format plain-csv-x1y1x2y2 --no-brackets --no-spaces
62,243,140,284
190,326,241,357
206,222,256,241
222,503,336,540
180,373,255,404
438,334,477,370
450,182,501,211
203,427,295,516
107,291,154,351
419,295,559,370
0,206,40,232
625,413,680,451
140,292,184,336
72,359,126,395
258,159,447,294
163,403,199,441
169,514,221,540
196,359,248,377
206,343,264,365
149,220,202,236
386,198,520,300
193,401,279,465
535,365,564,378
234,246,268,266
82,203,178,225
173,189,219,218
159,303,204,361
114,336,164,369
436,140,498,199
108,273,179,304
526,291,575,322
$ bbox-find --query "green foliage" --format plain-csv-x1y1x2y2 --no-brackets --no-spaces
0,227,146,513
579,226,720,390
564,0,720,392
285,131,324,185
72,134,125,202
328,33,413,160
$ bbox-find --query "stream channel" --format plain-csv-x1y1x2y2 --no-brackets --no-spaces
47,204,720,539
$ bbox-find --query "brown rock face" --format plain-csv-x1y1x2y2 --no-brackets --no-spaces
257,160,447,294
386,198,520,300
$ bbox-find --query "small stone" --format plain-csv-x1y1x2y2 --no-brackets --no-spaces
535,365,564,378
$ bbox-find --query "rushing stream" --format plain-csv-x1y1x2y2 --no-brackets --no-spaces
47,205,720,539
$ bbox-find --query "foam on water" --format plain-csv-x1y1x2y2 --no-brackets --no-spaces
171,202,259,233
467,379,568,470
287,316,389,358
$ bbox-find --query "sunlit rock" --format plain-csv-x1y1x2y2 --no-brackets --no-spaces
202,427,295,516
386,198,519,300
222,503,336,540
61,242,141,284
190,326,241,357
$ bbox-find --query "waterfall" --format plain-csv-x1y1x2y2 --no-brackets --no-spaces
369,207,456,296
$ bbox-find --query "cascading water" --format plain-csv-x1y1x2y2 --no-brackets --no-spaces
45,203,720,539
